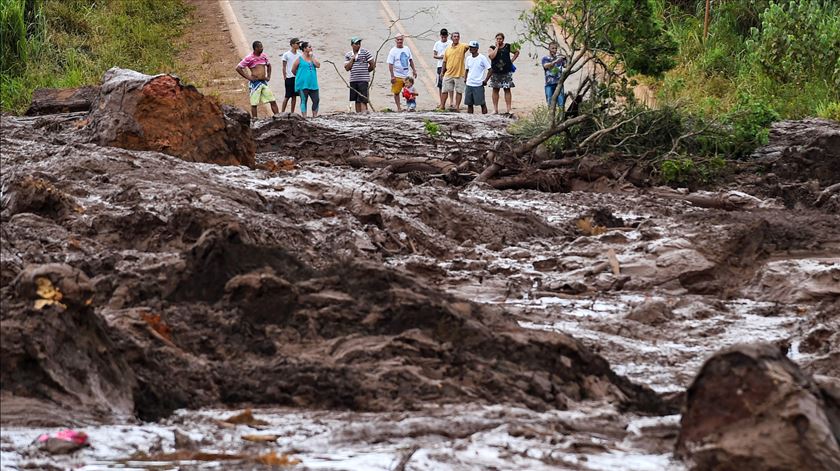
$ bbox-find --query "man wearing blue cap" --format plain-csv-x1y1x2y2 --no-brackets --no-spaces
345,37,375,113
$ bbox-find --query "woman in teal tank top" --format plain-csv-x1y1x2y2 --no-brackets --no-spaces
292,41,321,118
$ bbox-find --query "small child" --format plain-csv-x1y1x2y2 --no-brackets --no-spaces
402,77,418,111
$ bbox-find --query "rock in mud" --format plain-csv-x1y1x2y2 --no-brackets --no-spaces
25,86,99,115
87,68,254,167
626,298,672,325
675,343,840,470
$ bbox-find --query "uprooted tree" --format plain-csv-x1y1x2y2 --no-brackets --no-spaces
472,0,749,190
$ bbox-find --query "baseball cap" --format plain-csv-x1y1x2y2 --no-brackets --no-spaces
290,37,299,45
440,28,448,35
350,36,362,44
469,40,479,48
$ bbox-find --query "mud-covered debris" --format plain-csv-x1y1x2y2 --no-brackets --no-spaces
173,429,198,450
575,217,607,235
14,263,93,310
676,343,840,470
223,409,269,427
241,434,280,443
87,67,255,167
752,118,840,185
1,176,80,220
35,429,89,454
26,86,99,116
592,208,625,228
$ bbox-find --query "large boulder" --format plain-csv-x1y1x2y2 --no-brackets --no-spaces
87,68,254,167
675,343,840,470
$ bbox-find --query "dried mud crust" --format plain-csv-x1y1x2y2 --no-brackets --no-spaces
252,112,511,167
0,116,665,424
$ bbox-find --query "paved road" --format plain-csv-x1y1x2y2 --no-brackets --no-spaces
230,0,571,113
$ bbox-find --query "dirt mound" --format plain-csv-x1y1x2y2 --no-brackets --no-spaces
677,210,840,300
743,119,840,211
252,112,510,170
752,119,840,184
676,343,840,470
87,68,254,167
1,265,136,425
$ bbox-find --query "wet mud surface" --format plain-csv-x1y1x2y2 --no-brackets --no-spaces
1,112,839,469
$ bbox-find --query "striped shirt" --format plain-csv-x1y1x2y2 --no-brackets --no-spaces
345,48,373,82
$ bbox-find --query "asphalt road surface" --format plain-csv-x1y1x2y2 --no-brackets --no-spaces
230,0,572,113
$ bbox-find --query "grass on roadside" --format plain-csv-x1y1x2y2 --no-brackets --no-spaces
1,0,191,114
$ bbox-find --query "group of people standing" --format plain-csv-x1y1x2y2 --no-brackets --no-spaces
236,29,567,118
433,29,519,115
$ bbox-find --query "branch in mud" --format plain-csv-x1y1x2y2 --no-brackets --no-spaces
513,113,591,157
369,6,438,100
323,60,377,112
814,182,840,207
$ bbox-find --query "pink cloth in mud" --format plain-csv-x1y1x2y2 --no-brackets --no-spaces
37,429,89,445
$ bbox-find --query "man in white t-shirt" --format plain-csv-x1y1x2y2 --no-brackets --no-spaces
432,28,451,110
386,34,417,111
281,38,303,113
464,41,491,114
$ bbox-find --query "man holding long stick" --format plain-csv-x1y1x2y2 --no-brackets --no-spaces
344,37,375,113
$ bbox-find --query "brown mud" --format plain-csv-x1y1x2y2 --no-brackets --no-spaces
1,109,839,469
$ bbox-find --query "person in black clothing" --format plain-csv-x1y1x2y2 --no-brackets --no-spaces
487,32,519,114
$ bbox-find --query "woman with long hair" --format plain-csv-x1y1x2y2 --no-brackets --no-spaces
292,41,321,118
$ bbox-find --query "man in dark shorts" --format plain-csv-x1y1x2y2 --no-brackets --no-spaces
281,38,302,113
464,41,491,114
344,36,375,112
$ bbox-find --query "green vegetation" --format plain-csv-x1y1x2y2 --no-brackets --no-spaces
514,0,838,188
657,0,840,121
1,0,190,113
423,118,441,139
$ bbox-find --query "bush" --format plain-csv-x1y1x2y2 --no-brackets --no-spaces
816,102,840,122
659,154,727,187
654,0,840,153
722,94,780,158
746,0,840,86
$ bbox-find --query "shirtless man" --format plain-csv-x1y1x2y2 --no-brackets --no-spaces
236,40,279,118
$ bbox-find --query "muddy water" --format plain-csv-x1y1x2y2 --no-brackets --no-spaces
2,112,838,470
1,404,682,470
229,0,554,112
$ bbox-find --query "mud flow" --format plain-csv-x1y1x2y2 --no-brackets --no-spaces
1,106,838,470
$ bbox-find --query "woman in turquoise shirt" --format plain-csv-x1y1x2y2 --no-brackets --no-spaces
292,41,321,118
